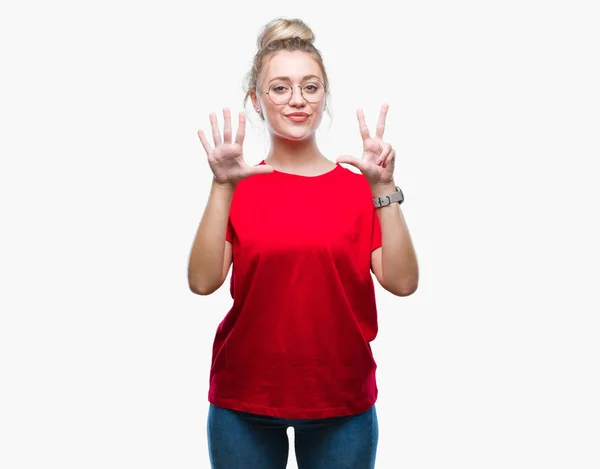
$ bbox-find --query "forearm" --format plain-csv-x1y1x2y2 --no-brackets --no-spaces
372,182,419,295
187,179,234,294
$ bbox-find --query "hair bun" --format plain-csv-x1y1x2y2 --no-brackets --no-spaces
257,17,315,50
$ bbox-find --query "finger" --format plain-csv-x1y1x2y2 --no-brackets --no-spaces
376,143,392,165
375,103,389,139
381,149,395,168
383,149,396,168
234,111,246,145
209,113,222,146
336,155,365,172
222,108,232,143
250,164,274,176
197,129,212,154
357,109,370,141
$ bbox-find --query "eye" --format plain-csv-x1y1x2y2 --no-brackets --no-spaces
303,83,321,93
271,84,290,93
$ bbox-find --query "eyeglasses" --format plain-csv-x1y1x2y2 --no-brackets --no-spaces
260,80,326,105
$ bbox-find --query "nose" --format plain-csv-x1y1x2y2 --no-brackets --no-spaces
288,86,306,106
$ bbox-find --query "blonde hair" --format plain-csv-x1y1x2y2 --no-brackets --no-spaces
243,18,331,120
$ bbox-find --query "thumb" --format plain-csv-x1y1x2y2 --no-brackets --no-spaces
250,164,275,176
336,155,363,171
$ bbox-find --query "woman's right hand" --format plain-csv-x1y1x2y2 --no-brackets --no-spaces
197,108,273,187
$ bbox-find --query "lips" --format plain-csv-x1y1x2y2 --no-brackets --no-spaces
285,113,310,122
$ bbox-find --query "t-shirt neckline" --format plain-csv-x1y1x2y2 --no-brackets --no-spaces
259,160,341,178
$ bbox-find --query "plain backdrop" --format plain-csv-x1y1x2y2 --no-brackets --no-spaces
1,0,599,468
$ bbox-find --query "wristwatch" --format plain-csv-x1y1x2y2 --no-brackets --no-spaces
373,186,404,208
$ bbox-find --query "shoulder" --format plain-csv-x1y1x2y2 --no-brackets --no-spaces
232,161,270,191
337,164,366,180
336,164,373,191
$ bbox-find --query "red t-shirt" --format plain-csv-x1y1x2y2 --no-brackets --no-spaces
207,160,382,419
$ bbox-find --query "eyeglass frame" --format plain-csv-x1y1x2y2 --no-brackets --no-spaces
258,79,328,105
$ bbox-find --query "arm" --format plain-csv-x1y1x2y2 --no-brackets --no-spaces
335,104,418,296
187,179,234,295
370,182,419,297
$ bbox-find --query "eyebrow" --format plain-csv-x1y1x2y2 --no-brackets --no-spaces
268,75,323,83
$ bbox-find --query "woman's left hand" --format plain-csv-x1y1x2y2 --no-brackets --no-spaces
336,104,396,187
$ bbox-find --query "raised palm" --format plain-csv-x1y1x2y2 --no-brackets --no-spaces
337,104,396,186
197,108,273,186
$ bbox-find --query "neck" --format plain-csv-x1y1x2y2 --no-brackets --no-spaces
265,135,326,170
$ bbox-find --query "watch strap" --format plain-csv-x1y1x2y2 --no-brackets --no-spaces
373,186,404,207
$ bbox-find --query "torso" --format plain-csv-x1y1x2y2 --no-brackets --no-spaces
210,163,383,419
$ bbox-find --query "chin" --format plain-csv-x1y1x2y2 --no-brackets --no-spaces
273,127,315,141
285,132,312,140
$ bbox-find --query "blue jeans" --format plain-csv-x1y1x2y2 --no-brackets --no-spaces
207,403,379,469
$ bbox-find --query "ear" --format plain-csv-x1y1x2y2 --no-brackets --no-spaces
249,88,260,111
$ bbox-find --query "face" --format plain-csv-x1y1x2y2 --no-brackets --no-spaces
251,50,326,141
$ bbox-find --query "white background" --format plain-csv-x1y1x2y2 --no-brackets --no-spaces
1,0,599,468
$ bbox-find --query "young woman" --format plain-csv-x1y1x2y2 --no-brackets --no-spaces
188,17,418,469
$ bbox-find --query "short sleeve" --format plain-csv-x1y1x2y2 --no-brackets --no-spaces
226,215,234,243
371,207,382,251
